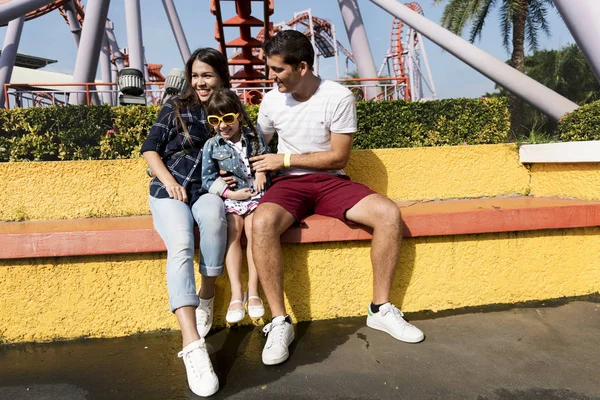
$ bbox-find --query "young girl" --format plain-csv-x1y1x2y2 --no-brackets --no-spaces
201,89,268,323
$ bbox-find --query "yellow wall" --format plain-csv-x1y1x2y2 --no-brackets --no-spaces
0,144,529,221
1,228,599,343
1,144,599,343
529,163,600,199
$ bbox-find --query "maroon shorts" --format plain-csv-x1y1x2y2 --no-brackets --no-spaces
259,173,376,222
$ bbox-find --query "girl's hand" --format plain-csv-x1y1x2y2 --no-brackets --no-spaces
219,170,237,188
254,172,267,192
226,188,254,201
165,182,188,203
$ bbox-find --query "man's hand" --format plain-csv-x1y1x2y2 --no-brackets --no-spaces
254,171,267,192
250,154,285,173
226,188,255,201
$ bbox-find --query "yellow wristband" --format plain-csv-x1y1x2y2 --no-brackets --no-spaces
283,153,291,168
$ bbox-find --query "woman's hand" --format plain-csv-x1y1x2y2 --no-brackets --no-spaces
226,188,255,201
250,154,284,173
254,172,267,192
165,182,188,203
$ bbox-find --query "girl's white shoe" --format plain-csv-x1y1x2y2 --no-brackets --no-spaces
226,296,246,324
247,296,265,319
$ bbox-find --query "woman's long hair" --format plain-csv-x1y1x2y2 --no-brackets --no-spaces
173,48,231,146
206,89,262,157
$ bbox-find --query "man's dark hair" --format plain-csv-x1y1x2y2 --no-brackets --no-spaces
262,30,314,69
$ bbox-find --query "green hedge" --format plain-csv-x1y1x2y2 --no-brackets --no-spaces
557,100,600,142
0,98,509,162
354,98,509,148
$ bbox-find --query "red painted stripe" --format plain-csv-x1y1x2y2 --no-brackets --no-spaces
2,197,600,259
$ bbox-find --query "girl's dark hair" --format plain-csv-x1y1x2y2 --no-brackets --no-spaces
172,48,231,146
206,89,262,156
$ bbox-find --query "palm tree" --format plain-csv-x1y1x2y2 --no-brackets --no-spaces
433,0,555,137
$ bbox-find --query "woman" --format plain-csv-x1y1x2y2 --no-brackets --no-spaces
140,48,229,398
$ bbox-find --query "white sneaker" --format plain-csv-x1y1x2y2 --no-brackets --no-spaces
366,303,424,343
261,315,295,365
177,339,219,397
196,296,214,338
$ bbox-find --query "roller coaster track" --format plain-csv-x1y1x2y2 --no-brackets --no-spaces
389,2,423,100
0,0,70,26
256,11,354,64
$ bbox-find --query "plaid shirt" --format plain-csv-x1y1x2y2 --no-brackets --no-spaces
140,97,212,206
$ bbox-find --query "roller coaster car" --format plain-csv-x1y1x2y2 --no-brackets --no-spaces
118,68,146,106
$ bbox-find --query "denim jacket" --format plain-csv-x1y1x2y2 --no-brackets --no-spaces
201,128,269,196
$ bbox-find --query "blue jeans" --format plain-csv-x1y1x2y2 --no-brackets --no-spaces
149,194,227,312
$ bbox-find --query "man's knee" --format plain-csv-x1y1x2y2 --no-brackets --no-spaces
251,204,290,238
371,196,402,230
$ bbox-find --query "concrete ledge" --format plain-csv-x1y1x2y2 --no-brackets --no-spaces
3,196,600,260
520,140,600,163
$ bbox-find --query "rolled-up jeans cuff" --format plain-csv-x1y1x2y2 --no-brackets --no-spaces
201,264,224,277
170,294,200,313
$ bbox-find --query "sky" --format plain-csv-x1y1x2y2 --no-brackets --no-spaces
0,0,575,99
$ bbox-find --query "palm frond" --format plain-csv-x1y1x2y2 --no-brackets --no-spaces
498,0,513,52
525,12,540,52
469,0,497,42
435,0,483,36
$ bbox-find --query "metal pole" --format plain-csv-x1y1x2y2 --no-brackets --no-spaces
332,23,340,79
124,0,145,72
418,33,437,99
337,0,380,98
111,63,118,104
71,0,111,105
105,19,125,71
100,33,113,105
161,0,191,63
407,28,415,101
307,9,318,75
369,0,578,120
0,16,25,108
554,0,600,83
0,0,55,25
63,0,82,47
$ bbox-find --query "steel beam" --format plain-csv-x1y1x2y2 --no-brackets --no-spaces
0,16,25,108
554,0,600,83
369,0,578,119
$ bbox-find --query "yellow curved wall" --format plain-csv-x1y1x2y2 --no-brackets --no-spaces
0,144,529,221
1,228,599,343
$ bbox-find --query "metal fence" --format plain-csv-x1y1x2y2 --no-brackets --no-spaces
3,77,408,109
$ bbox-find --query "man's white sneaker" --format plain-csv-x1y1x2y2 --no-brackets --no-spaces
196,296,214,337
366,303,424,343
178,339,219,397
261,315,295,365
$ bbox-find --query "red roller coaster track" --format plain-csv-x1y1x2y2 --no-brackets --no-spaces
389,2,424,99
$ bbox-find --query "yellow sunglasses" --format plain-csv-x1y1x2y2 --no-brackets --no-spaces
207,113,240,127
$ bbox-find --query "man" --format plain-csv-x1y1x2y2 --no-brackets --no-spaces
250,30,424,366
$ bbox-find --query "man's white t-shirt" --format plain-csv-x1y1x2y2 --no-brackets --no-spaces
256,79,357,176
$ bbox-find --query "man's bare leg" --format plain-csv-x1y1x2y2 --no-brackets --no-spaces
345,193,424,343
251,202,297,365
345,193,402,304
251,203,296,317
